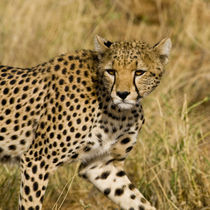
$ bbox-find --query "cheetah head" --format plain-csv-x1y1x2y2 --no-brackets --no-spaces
95,35,172,109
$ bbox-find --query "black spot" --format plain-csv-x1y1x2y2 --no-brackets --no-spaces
33,182,38,191
116,170,126,177
139,205,145,210
8,145,16,150
1,99,6,105
59,79,64,85
52,151,57,156
28,196,33,202
70,63,75,70
121,138,130,144
60,95,65,101
104,188,111,195
10,79,16,85
9,97,15,104
35,205,40,210
126,146,133,153
32,165,37,174
27,162,32,167
3,88,9,94
130,194,136,199
29,98,34,104
112,127,117,133
39,174,43,180
73,141,78,145
104,128,109,133
70,127,75,132
105,159,115,165
6,119,11,124
32,79,37,84
75,133,81,138
44,173,49,180
22,93,27,99
23,86,29,91
64,86,69,92
24,171,30,180
68,56,74,60
58,124,63,130
82,125,87,131
40,122,45,129
129,208,134,210
54,64,60,71
53,158,58,163
16,104,21,110
40,196,44,203
5,109,11,115
76,118,81,124
25,131,31,137
83,146,91,152
77,77,81,83
24,185,30,195
129,184,135,190
11,135,18,140
1,127,6,132
40,160,45,168
115,188,124,196
20,139,25,145
61,67,67,75
14,87,20,94
36,190,41,198
71,153,78,159
33,88,39,94
15,113,20,118
14,125,19,131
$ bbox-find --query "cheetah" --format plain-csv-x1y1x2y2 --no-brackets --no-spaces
0,35,171,210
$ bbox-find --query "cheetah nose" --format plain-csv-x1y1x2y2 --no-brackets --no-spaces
116,91,130,100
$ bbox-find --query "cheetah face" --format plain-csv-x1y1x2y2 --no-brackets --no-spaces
95,35,171,109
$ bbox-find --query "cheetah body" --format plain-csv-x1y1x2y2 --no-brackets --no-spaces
0,36,171,210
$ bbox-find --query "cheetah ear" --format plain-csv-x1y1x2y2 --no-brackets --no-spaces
94,35,113,53
153,38,172,65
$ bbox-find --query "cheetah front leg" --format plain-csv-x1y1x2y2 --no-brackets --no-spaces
19,154,50,210
79,156,156,210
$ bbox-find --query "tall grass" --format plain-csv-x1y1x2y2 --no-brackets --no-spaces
0,0,209,209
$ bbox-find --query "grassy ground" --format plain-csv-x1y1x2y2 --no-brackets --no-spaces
0,0,210,209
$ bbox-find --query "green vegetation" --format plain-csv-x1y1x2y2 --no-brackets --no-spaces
0,0,209,209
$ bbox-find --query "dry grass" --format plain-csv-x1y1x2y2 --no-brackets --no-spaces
0,0,210,209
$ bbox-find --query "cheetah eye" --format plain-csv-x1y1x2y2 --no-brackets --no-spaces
135,70,146,76
106,69,116,76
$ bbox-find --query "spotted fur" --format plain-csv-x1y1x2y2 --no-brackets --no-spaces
0,35,171,210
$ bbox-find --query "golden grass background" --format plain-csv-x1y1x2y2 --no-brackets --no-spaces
0,0,210,209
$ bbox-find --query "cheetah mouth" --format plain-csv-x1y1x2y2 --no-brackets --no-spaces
113,99,136,110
